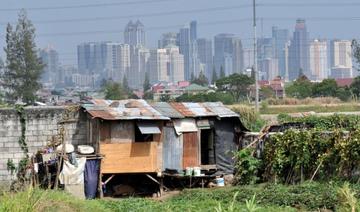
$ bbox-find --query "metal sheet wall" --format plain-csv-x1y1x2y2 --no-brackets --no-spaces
183,132,200,168
162,126,183,171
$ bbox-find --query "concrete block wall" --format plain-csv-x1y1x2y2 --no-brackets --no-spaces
0,106,87,183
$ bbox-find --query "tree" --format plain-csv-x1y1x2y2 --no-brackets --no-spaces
260,86,275,99
122,75,131,94
143,72,151,92
1,10,44,104
220,66,226,78
211,66,218,84
216,73,254,102
160,94,171,102
285,75,313,99
350,76,360,97
312,79,338,97
191,71,208,86
103,81,126,100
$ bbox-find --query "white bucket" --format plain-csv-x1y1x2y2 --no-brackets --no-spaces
185,167,193,176
216,178,225,187
193,167,201,176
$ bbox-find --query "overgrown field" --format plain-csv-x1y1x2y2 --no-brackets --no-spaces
2,182,359,212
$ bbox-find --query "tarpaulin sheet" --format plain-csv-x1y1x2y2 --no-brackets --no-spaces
59,157,86,185
84,159,100,199
137,122,161,134
214,120,237,174
174,119,198,135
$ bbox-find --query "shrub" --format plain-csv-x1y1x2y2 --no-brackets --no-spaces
232,105,266,131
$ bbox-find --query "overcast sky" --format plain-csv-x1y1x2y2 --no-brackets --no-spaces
0,0,358,65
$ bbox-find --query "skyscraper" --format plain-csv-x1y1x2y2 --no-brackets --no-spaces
166,46,185,83
148,49,169,83
232,38,244,74
190,21,197,42
214,33,235,75
40,46,59,85
104,43,130,82
177,20,200,80
124,20,146,47
158,32,178,48
197,38,213,80
288,19,310,80
77,42,107,75
309,39,328,80
330,40,353,78
272,26,289,78
129,46,150,89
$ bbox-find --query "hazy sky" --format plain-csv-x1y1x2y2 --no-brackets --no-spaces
0,0,358,65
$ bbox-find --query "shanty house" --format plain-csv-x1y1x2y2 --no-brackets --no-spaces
82,99,169,175
152,102,247,175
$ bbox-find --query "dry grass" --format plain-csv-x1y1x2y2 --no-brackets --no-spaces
266,97,343,105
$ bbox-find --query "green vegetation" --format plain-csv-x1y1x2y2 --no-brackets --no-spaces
102,81,127,100
191,71,209,86
176,92,235,105
4,182,360,211
216,73,254,102
259,103,360,114
231,106,266,131
1,10,44,104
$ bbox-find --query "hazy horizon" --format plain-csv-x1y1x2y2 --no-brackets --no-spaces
0,0,358,66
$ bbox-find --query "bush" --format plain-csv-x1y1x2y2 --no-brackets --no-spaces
231,105,266,131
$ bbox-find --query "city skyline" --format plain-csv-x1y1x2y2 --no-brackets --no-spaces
0,0,358,65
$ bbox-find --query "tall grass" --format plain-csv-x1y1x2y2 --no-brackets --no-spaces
231,105,267,131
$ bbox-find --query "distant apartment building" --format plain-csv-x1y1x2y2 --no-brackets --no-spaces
40,46,59,85
148,47,185,84
309,39,328,80
259,58,279,81
129,46,150,89
289,19,310,80
77,42,108,76
243,48,255,70
197,38,213,79
214,34,244,76
330,40,353,78
158,32,178,48
124,20,146,47
272,26,289,78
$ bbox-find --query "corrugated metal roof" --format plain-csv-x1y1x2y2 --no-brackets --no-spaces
202,102,240,118
151,102,184,118
82,99,169,120
169,102,215,117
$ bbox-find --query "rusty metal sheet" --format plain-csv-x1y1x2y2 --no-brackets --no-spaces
169,102,195,117
82,99,169,120
183,132,199,168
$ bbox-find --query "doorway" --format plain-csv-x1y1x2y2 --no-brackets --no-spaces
200,129,215,165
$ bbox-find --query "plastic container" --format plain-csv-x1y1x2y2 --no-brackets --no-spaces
193,167,201,176
185,167,193,176
216,177,225,187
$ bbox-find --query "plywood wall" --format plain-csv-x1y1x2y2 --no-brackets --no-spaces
100,142,159,173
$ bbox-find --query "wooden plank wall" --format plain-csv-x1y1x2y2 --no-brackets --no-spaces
100,142,159,173
99,121,135,143
183,132,200,168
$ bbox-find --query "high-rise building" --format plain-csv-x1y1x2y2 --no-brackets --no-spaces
40,46,59,85
214,33,235,75
260,58,279,80
190,21,197,42
129,46,150,89
309,39,328,80
158,32,178,48
288,19,310,80
243,48,255,71
124,20,146,47
272,26,289,78
232,38,244,74
104,43,131,82
167,46,185,83
148,47,185,84
77,42,108,76
178,26,191,80
148,49,169,84
197,38,213,80
330,40,353,78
